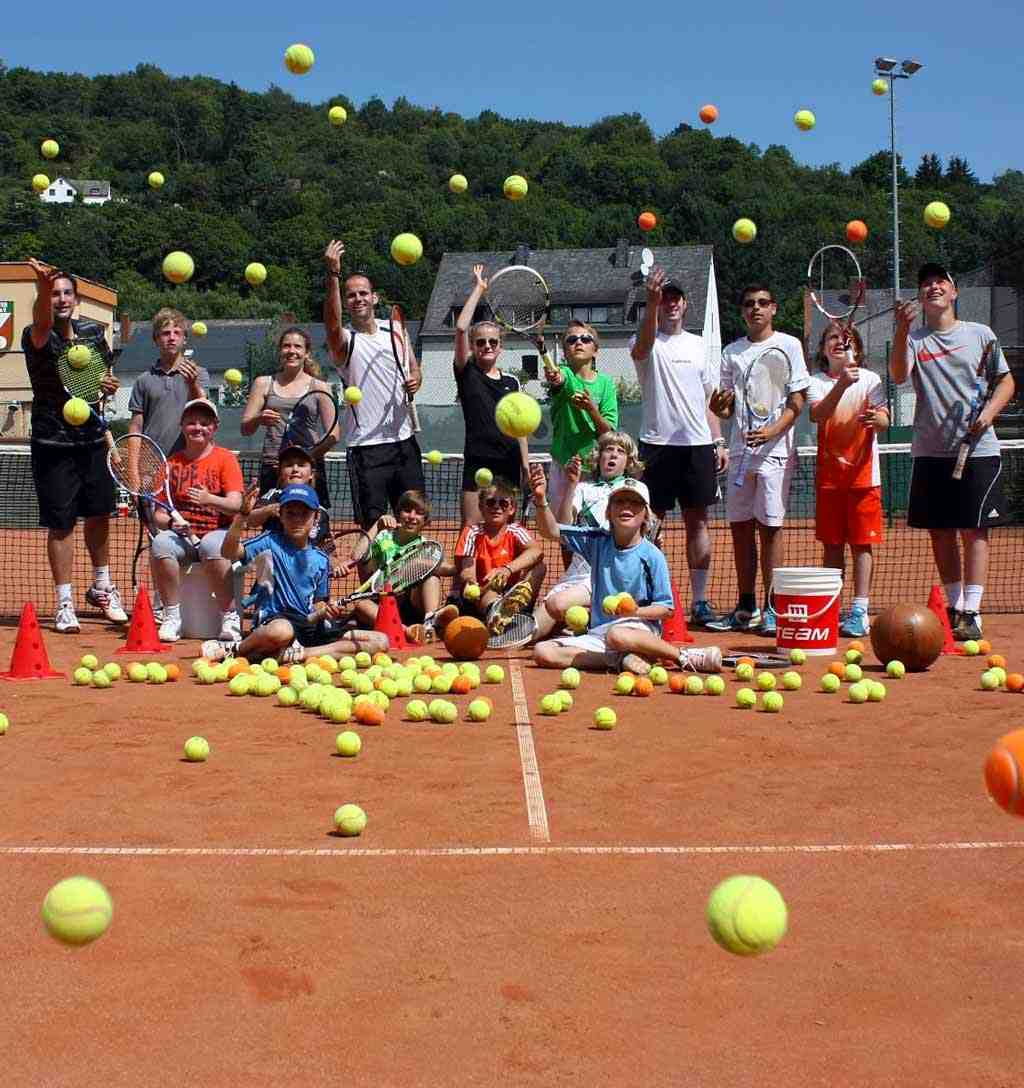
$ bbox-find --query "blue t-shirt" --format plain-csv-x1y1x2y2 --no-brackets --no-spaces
243,530,331,623
559,526,673,631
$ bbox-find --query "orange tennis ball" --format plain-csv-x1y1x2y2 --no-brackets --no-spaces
988,654,1007,670
1005,673,1024,693
846,220,868,244
615,593,638,616
443,615,489,661
164,663,180,682
698,104,718,124
450,674,473,696
828,661,847,679
736,656,756,669
669,673,687,694
977,638,993,655
637,211,657,232
355,702,386,726
633,676,654,697
984,729,1024,816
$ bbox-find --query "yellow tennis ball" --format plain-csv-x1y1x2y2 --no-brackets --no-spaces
705,675,726,695
871,78,888,96
92,669,112,689
406,699,430,721
426,449,443,466
565,605,589,632
560,667,582,689
503,174,528,201
706,875,787,956
336,731,362,756
539,693,562,715
41,876,113,946
62,397,90,426
344,386,363,405
464,583,481,601
886,660,906,678
794,109,816,131
685,675,704,695
148,170,165,189
80,653,99,670
223,368,243,386
844,663,863,683
162,250,194,284
735,662,754,681
484,664,504,683
147,662,167,684
756,671,776,691
495,391,542,438
328,105,348,126
390,232,423,267
284,43,315,74
789,648,807,665
103,662,121,680
191,320,208,337
781,671,802,691
67,347,90,376
244,261,267,286
732,217,757,244
614,673,635,695
467,698,491,722
32,173,50,193
821,672,841,692
924,201,951,229
355,651,372,667
448,173,468,193
736,687,756,708
128,662,148,682
848,681,869,703
184,736,209,761
0,712,8,734
762,691,784,712
72,666,93,685
649,665,669,686
474,467,493,487
593,706,616,730
41,139,60,159
228,673,252,696
334,803,367,836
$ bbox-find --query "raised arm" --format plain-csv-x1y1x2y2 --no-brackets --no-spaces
323,240,352,362
631,267,663,364
454,265,488,370
528,463,561,542
27,258,58,350
889,301,918,385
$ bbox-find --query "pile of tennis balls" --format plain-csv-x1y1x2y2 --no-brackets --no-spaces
812,643,890,704
72,653,179,688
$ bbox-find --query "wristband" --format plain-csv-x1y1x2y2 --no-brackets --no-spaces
535,499,548,509
713,438,726,448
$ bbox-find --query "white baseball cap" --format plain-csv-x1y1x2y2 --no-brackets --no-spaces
608,478,650,506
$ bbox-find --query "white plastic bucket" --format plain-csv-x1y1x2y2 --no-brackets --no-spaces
771,567,843,657
179,564,222,640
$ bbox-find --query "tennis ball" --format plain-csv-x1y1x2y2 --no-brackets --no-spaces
406,699,430,722
735,662,754,682
127,662,148,682
844,663,863,683
228,673,252,696
503,174,528,201
821,673,840,693
539,693,562,716
32,173,50,193
924,201,951,230
62,398,90,426
355,651,372,668
962,640,980,656
736,687,756,709
467,698,492,722
147,663,168,684
981,670,1001,691
275,685,297,707
560,667,582,690
411,673,431,693
756,672,776,691
871,77,888,95
555,690,573,712
846,220,869,244
706,875,787,956
327,701,351,724
67,344,92,369
0,713,8,734
763,691,784,713
344,386,363,405
484,664,505,684
698,104,718,124
449,173,468,193
474,467,493,487
867,680,887,702
284,43,315,74
593,707,616,730
148,170,164,189
845,648,863,665
637,210,657,231
431,674,453,694
102,662,121,681
92,669,112,689
782,671,802,691
705,675,725,696
602,594,622,617
649,665,669,686
162,250,194,284
328,105,348,126
336,731,362,756
464,583,481,601
794,108,816,131
435,700,458,724
565,605,589,632
334,803,367,837
41,876,113,946
41,139,60,159
185,322,207,341
79,653,99,670
72,666,93,685
339,656,357,672
245,262,267,286
614,673,635,695
426,449,443,466
886,660,906,679
685,675,704,695
732,218,757,244
991,666,1008,687
789,648,807,665
848,682,869,703
184,736,209,761
494,391,542,439
390,233,423,267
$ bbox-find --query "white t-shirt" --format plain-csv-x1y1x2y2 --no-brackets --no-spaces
339,322,413,448
720,331,810,462
631,329,713,447
562,478,615,581
806,370,886,489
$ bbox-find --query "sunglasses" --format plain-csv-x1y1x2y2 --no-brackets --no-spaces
743,298,774,309
483,497,513,509
474,337,500,348
564,334,595,346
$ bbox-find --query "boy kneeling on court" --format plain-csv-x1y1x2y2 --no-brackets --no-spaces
204,482,387,663
529,466,722,676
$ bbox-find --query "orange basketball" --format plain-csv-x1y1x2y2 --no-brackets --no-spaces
443,616,489,661
165,663,180,682
669,673,686,693
633,676,653,697
1006,673,1024,693
984,729,1024,816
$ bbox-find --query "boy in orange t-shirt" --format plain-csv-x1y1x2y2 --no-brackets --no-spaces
149,399,244,642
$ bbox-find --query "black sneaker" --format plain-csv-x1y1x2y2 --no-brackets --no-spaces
946,605,962,634
953,611,982,641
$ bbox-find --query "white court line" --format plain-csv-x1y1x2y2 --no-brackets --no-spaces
509,655,550,842
2,841,1022,860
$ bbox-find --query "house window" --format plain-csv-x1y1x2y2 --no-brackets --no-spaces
550,306,570,325
571,306,589,321
48,189,55,196
606,305,623,325
589,306,608,324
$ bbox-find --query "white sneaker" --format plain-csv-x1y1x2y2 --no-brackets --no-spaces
679,645,723,673
201,638,240,662
620,653,652,676
85,584,128,624
158,613,182,642
55,602,80,633
219,610,242,642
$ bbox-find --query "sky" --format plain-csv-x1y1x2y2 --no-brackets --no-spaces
4,1,1022,183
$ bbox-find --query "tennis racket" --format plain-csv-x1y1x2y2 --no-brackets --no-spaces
326,537,443,612
389,304,421,433
807,244,866,361
57,337,111,425
108,434,199,547
721,652,793,670
279,388,339,455
732,346,792,488
486,580,537,650
486,265,558,378
952,339,1001,480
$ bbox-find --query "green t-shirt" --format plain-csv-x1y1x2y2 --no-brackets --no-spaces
549,367,619,466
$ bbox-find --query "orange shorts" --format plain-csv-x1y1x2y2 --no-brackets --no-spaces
816,486,883,547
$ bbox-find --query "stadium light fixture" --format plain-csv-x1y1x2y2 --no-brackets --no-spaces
900,60,923,75
874,57,898,72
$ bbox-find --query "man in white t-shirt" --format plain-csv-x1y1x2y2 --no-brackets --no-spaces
323,239,424,528
630,268,727,628
709,283,810,635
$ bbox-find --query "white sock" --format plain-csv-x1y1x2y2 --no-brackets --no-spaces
56,583,73,606
92,565,112,589
944,582,963,610
853,596,869,613
165,604,181,619
963,584,984,613
690,568,709,603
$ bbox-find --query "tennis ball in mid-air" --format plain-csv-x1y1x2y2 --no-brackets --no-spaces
846,220,868,244
190,320,207,337
924,201,951,229
495,391,542,439
425,449,443,466
148,171,164,189
848,682,869,703
334,803,366,836
467,698,492,722
699,104,719,124
560,667,582,690
390,233,423,267
343,386,363,405
41,876,113,946
245,262,267,286
62,398,90,426
336,731,362,756
184,736,209,761
732,218,757,244
593,707,616,730
72,666,93,685
474,467,493,488
736,687,756,709
705,675,725,696
284,43,315,74
66,344,92,370
706,875,787,956
162,251,194,284
762,691,784,713
41,139,60,159
328,105,348,126
484,664,505,684
794,109,816,131
503,174,528,201
886,660,906,678
821,672,840,692
637,211,657,231
565,605,589,632
448,173,468,193
32,174,50,193
871,78,888,96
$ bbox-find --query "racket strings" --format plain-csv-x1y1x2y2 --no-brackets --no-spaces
284,392,336,449
375,543,443,594
58,349,105,402
488,271,547,330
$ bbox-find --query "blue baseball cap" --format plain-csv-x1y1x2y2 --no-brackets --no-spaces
278,483,319,510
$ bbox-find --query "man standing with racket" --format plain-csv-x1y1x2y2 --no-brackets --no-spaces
709,284,810,636
631,268,727,628
23,258,127,632
892,262,1014,641
323,241,424,528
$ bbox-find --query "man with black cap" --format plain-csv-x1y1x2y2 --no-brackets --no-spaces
631,266,727,628
891,262,1015,640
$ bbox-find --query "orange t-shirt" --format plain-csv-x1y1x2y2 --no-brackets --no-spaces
807,371,886,490
166,446,244,537
456,522,533,583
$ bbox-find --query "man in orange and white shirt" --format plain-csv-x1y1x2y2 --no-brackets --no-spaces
807,323,889,637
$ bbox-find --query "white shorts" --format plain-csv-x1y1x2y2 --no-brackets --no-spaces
543,571,591,602
726,455,794,527
549,617,658,655
150,528,228,565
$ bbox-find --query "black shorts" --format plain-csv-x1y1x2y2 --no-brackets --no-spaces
908,455,1006,530
258,459,331,509
638,442,718,514
346,437,425,529
31,441,115,531
261,611,339,648
462,451,522,492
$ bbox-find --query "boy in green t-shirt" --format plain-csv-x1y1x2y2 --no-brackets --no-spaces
543,320,619,514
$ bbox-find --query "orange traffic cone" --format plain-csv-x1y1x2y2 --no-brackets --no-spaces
374,588,413,651
663,583,694,644
0,602,65,681
117,586,171,654
927,585,962,655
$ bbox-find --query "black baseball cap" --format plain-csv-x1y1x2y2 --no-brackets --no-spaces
278,444,315,465
917,262,955,287
661,279,686,297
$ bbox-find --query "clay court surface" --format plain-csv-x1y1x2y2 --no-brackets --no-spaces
3,616,1024,1086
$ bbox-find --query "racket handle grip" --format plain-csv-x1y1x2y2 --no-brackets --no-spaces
408,397,421,433
952,441,970,480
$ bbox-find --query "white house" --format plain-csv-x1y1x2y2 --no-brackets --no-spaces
39,177,112,206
